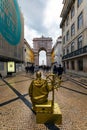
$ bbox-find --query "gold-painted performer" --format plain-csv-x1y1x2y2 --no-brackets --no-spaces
29,71,52,107
29,71,62,124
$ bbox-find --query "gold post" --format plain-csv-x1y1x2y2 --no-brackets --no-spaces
52,75,55,112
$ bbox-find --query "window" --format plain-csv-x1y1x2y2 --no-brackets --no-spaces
67,61,69,69
78,12,83,29
66,16,69,26
63,23,65,32
63,36,65,44
71,6,75,18
71,42,75,52
66,30,69,41
78,59,83,71
67,46,69,54
71,23,75,36
71,61,75,70
63,48,65,55
78,35,82,49
78,0,83,7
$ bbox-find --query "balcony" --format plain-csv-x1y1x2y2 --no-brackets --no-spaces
62,46,87,60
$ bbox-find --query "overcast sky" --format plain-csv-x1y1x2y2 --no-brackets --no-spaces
17,0,63,65
18,0,63,47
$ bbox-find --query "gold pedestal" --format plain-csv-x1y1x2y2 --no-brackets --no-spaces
36,103,62,125
35,100,53,113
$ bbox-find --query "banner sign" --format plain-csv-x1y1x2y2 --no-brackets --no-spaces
0,0,21,45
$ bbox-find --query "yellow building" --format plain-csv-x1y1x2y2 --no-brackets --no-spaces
24,39,34,66
51,48,55,64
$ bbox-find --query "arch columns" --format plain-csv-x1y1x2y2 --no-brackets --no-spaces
34,52,39,65
46,52,51,66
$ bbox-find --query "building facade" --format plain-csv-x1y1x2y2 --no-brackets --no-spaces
24,39,34,67
0,0,24,76
53,36,62,66
60,0,87,76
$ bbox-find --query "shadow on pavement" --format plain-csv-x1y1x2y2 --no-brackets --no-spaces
45,123,60,130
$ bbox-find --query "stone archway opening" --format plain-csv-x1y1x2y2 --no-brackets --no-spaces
39,50,47,66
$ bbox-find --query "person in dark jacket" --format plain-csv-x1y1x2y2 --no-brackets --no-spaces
0,73,2,78
53,65,57,74
57,64,63,79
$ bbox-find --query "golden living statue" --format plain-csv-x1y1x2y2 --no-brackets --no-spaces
29,71,62,125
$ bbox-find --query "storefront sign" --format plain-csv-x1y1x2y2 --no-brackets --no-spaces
7,62,15,72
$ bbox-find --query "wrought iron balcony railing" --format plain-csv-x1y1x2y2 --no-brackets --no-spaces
62,46,87,60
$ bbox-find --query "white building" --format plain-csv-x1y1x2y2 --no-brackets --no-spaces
60,0,87,76
52,36,62,66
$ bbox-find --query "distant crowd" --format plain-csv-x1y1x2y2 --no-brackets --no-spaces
25,65,51,74
25,64,64,79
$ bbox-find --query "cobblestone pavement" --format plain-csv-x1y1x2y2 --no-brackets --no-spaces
0,72,87,130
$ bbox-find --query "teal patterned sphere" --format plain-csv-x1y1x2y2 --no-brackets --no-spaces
0,0,21,45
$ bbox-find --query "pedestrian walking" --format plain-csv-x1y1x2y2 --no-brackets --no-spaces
57,64,63,79
53,65,57,74
0,73,2,79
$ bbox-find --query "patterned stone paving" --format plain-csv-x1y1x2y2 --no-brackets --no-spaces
0,73,87,130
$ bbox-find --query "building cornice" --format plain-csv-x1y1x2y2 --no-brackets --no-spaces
33,36,52,42
24,39,34,53
60,0,75,28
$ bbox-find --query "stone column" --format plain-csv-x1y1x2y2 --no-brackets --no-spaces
47,52,51,66
75,59,78,71
34,52,39,65
69,60,72,70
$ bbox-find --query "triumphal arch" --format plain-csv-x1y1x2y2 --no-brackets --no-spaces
33,36,53,66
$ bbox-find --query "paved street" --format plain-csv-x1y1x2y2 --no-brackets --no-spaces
0,72,87,130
